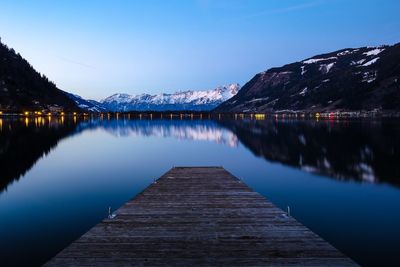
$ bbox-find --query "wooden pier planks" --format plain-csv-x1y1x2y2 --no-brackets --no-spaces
45,167,357,266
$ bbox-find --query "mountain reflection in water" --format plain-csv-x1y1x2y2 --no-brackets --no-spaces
79,119,238,147
1,117,399,193
0,117,77,192
219,118,400,187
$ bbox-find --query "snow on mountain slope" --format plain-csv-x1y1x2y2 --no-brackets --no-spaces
66,93,107,112
216,43,400,113
100,83,240,111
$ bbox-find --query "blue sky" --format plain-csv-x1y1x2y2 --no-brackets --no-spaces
0,0,399,100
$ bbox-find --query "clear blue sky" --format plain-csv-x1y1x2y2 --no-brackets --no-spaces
0,0,399,100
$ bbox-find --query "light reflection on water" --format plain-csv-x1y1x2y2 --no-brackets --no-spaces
0,117,399,266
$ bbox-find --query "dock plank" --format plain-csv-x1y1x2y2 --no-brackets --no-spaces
45,167,357,266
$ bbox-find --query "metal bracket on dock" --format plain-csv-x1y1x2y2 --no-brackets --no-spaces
108,206,116,219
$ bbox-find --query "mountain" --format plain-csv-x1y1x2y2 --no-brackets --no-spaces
66,93,107,112
0,39,79,112
100,83,240,112
215,43,400,113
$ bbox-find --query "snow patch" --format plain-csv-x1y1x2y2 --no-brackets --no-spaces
337,50,351,56
362,71,377,83
299,87,308,96
362,57,380,67
351,59,366,65
302,57,337,64
363,48,384,56
319,62,335,73
337,49,359,56
247,97,269,103
300,65,306,75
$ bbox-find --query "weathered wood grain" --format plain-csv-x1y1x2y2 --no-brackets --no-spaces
44,167,357,266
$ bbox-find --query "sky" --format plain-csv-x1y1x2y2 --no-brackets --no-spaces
0,0,399,100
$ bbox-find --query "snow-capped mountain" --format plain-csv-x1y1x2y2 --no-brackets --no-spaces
100,83,240,111
216,43,400,112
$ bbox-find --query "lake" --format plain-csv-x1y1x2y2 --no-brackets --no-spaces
0,115,399,266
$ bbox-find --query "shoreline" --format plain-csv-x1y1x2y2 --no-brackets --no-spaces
1,110,400,119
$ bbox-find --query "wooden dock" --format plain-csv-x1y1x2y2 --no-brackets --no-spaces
45,167,357,266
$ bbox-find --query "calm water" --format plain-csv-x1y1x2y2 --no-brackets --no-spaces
0,116,399,266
